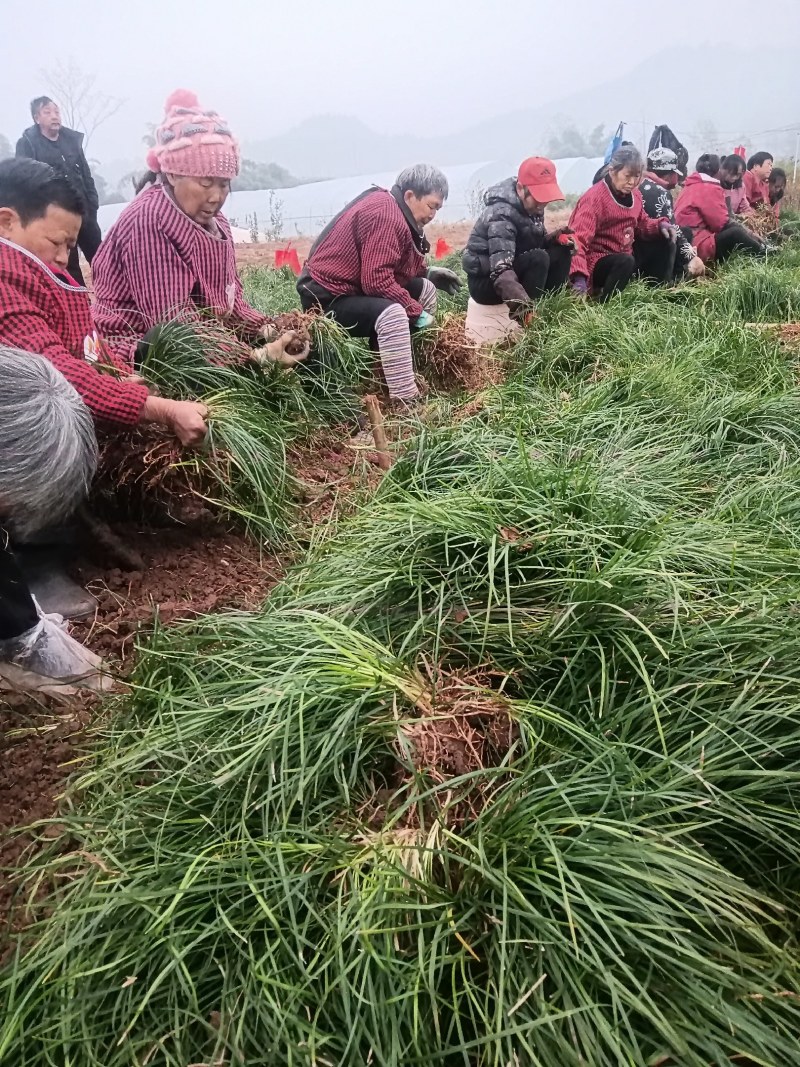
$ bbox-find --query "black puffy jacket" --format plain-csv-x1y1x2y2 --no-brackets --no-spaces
15,125,99,212
462,178,547,283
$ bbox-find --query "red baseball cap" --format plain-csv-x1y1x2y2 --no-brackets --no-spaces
517,157,564,204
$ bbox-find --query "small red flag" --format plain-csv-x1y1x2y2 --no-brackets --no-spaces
275,249,286,268
734,145,747,159
434,238,453,260
286,248,301,275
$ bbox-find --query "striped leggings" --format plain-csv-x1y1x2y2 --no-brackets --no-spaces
298,275,437,399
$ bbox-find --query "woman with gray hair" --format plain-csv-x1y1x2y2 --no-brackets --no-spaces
569,144,675,301
298,163,461,407
0,347,105,692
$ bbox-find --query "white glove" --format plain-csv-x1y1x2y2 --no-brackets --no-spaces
252,332,310,368
0,612,108,692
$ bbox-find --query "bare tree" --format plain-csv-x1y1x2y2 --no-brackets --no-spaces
40,59,124,149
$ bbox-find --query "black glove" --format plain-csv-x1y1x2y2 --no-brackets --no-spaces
427,267,462,295
493,269,530,305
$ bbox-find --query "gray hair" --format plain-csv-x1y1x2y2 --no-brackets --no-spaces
0,347,98,538
609,144,644,175
395,163,449,201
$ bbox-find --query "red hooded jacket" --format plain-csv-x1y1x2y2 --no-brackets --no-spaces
674,174,730,262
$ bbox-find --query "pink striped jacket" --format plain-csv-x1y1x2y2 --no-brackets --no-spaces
92,184,268,350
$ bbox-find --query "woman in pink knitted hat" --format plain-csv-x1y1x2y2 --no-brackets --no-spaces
93,90,304,366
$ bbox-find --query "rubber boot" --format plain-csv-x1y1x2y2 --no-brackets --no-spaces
13,544,97,620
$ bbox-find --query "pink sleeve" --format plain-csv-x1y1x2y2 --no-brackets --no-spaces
635,200,666,240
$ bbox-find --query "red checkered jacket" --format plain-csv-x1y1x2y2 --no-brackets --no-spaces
0,238,148,426
305,189,428,319
568,179,665,284
92,184,268,351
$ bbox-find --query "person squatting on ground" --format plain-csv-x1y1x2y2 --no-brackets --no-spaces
743,152,774,211
0,158,208,447
297,164,461,405
568,145,675,301
638,148,705,281
0,348,106,693
675,154,765,265
462,157,574,344
718,155,753,218
15,96,102,287
93,90,305,369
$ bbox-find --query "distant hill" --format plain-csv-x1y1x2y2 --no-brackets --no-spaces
244,45,799,179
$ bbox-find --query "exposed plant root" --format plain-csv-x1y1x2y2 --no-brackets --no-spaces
419,313,505,391
362,664,519,831
743,205,780,240
92,425,224,526
272,310,317,355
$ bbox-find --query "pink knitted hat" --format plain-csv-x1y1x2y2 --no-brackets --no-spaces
146,90,240,179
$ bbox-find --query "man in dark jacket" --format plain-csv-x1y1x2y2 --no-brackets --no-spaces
463,157,573,343
638,147,704,281
16,96,101,285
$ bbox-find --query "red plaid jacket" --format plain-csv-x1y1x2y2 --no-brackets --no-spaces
0,238,148,426
568,179,665,284
305,189,428,319
92,184,268,350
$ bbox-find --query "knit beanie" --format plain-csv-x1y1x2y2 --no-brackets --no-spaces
146,90,240,179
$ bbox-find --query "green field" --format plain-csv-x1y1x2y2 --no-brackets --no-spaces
3,247,800,1066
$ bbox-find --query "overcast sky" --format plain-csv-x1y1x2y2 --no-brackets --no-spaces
1,0,798,165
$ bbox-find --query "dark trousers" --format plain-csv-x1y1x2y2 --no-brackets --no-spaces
468,245,572,305
298,275,427,339
592,253,638,301
67,212,102,286
635,237,680,284
0,532,38,641
714,223,764,263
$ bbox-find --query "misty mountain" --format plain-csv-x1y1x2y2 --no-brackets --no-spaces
245,45,798,178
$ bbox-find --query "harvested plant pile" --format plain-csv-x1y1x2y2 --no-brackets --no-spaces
97,314,372,538
745,203,781,240
6,244,800,1065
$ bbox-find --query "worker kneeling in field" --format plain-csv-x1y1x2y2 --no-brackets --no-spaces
297,164,461,408
639,148,705,282
568,145,675,301
0,347,106,694
462,157,574,344
93,90,306,369
675,154,765,266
